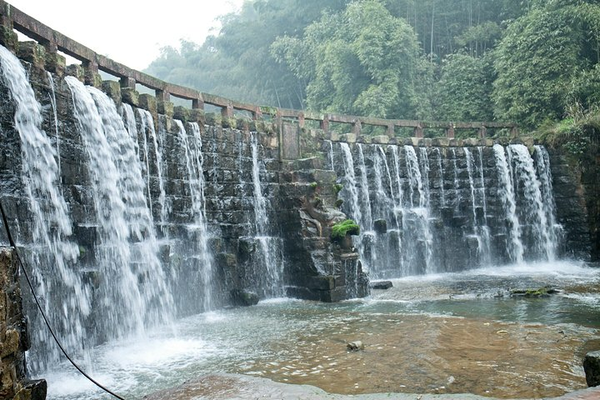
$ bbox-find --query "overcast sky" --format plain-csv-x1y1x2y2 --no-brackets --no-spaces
8,0,244,70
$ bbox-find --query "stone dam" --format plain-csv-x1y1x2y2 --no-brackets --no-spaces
0,1,599,399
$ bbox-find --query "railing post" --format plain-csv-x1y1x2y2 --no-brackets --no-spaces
192,95,205,110
446,124,455,139
156,89,173,116
83,60,101,87
0,1,17,50
298,112,305,129
352,119,362,136
414,123,424,138
252,106,262,121
221,102,234,120
479,125,487,139
386,124,395,138
320,115,330,137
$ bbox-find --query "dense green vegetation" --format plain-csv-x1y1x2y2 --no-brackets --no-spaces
146,0,600,130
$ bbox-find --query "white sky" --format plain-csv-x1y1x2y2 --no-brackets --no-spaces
8,0,244,70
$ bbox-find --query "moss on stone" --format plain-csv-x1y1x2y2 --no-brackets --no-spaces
331,219,360,241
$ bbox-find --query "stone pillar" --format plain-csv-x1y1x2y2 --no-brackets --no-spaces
352,120,362,136
320,115,330,137
386,124,395,138
192,96,204,110
414,124,424,138
446,125,455,139
298,112,305,129
82,60,101,88
479,125,487,139
156,89,173,117
0,3,17,50
40,41,65,75
252,106,262,121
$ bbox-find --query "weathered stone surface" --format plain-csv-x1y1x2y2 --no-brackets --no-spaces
230,289,259,307
584,350,600,387
370,280,393,290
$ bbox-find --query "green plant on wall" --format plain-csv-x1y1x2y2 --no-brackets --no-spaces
331,219,360,241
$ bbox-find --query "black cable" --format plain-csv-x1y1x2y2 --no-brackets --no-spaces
0,201,126,400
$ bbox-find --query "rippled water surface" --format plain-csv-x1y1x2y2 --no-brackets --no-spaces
43,261,600,399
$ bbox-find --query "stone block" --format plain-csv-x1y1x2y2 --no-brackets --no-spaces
371,135,389,144
158,100,174,117
101,80,121,104
310,276,335,291
584,350,600,387
65,65,84,82
173,106,190,123
340,133,357,143
432,137,450,147
0,26,18,50
122,87,139,107
17,41,46,69
139,94,157,115
45,53,66,75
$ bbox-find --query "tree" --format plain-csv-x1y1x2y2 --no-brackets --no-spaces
273,0,425,119
437,52,495,121
493,0,600,128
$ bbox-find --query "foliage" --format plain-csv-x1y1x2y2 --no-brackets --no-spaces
437,52,494,121
273,0,423,119
144,0,600,135
331,219,360,241
493,0,600,128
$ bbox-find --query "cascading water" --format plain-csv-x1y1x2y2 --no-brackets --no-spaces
0,44,86,373
138,108,168,231
332,142,563,279
249,132,284,298
174,120,214,311
65,76,174,345
508,144,557,261
493,144,524,264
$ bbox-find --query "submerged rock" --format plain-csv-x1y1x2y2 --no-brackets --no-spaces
230,289,259,307
347,341,364,351
510,287,559,298
370,280,393,290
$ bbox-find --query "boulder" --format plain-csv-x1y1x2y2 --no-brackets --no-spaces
230,289,259,307
347,341,364,351
370,280,393,290
584,350,600,387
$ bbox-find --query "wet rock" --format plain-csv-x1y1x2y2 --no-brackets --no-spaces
584,350,600,387
510,287,559,298
230,289,259,307
347,341,364,351
374,219,387,234
370,280,393,290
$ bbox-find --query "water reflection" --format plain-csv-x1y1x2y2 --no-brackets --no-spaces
44,262,600,399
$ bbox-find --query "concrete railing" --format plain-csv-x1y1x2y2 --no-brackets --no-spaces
0,0,518,139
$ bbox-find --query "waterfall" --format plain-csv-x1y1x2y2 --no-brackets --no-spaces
465,147,491,265
333,142,562,278
65,76,174,344
494,144,524,263
508,144,556,261
139,109,168,231
174,120,214,310
250,132,284,298
0,45,86,372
